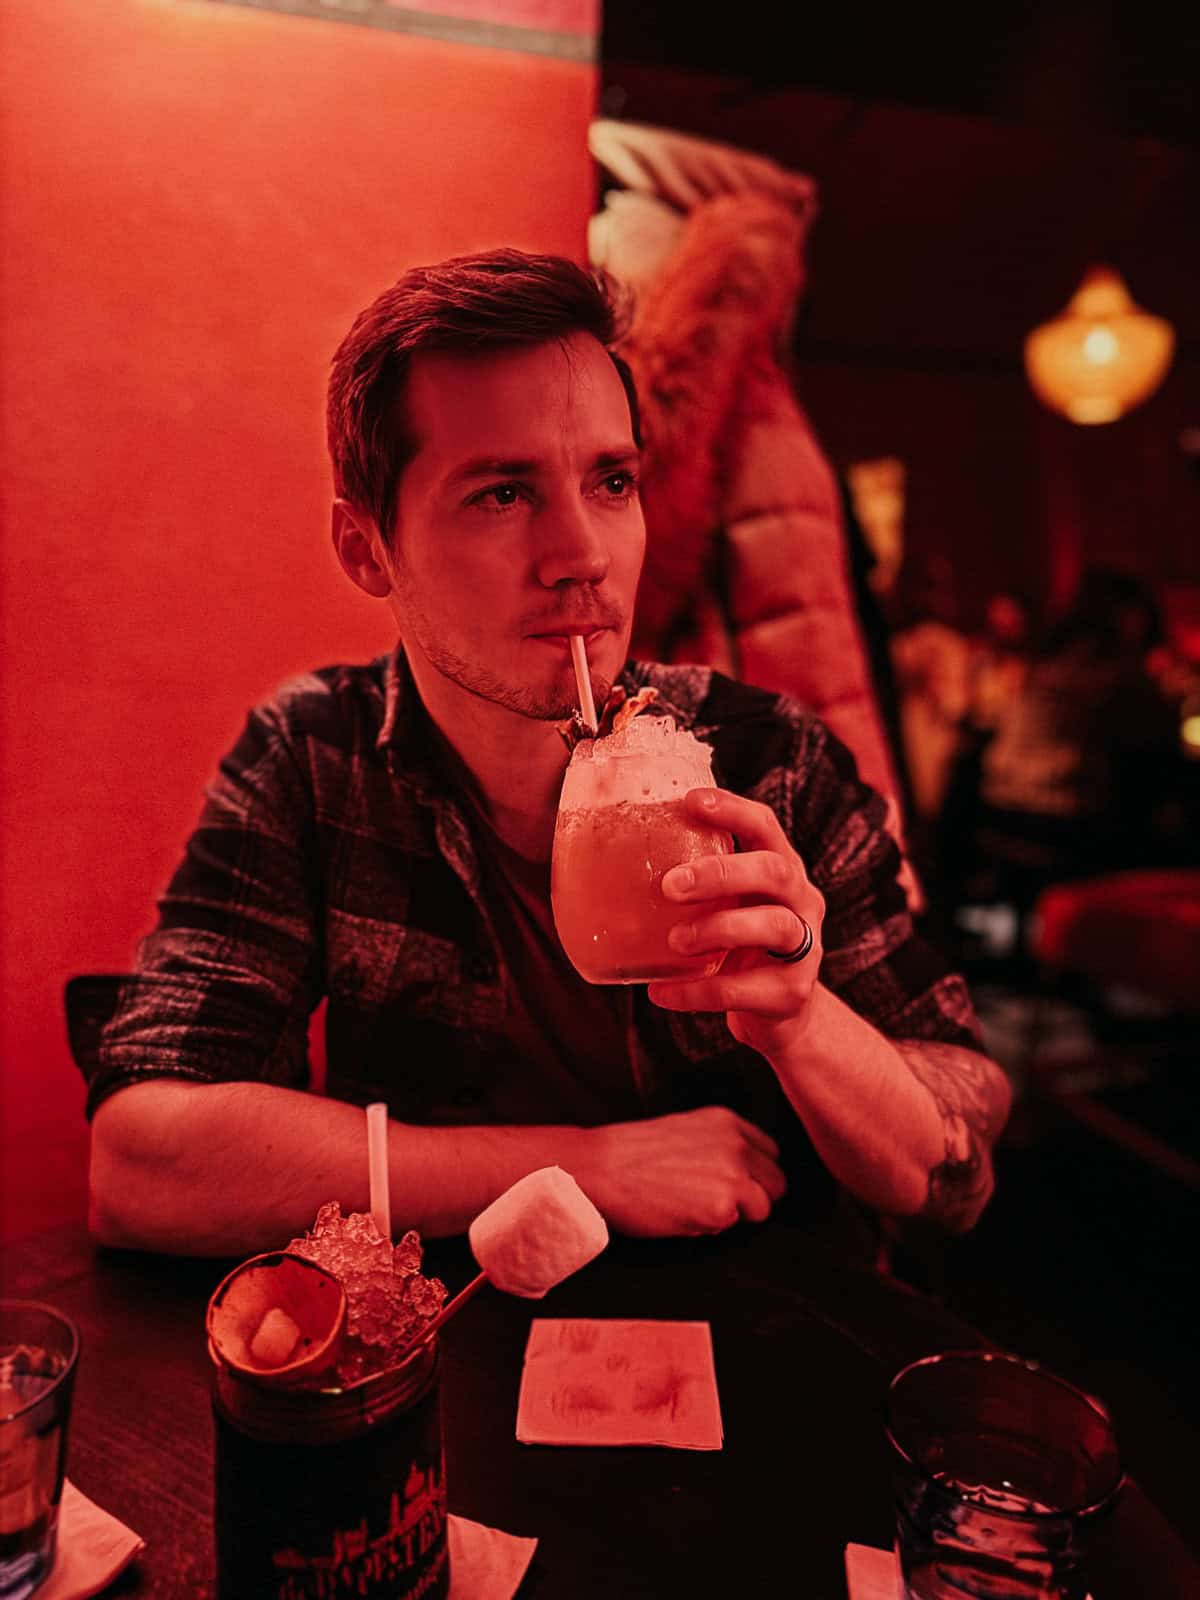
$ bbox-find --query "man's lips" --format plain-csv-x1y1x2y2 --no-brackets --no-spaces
526,626,612,645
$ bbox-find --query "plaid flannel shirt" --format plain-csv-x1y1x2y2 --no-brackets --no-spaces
69,648,982,1204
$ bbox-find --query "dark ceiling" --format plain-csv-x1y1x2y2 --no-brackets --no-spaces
602,2,1200,149
599,5,1200,368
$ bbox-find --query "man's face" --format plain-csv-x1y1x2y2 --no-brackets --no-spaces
381,332,645,723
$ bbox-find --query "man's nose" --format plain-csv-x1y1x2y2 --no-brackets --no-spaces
533,495,610,588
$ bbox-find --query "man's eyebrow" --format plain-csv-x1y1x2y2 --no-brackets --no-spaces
444,448,640,489
445,457,537,487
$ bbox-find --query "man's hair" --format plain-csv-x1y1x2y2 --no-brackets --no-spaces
327,249,641,544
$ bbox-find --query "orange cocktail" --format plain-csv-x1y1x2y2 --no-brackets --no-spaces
551,715,733,985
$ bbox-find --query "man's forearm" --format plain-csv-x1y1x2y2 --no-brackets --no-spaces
758,984,1011,1231
89,1078,598,1257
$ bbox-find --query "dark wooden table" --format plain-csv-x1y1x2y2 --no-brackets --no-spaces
5,1222,1197,1598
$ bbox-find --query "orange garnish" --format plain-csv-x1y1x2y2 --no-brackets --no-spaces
556,685,661,752
610,686,660,734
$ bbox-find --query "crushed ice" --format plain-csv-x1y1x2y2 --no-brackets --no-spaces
288,1202,446,1385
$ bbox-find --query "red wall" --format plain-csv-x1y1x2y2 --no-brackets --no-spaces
0,0,596,1240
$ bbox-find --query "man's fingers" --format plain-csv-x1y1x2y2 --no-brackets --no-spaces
664,847,798,907
747,1148,788,1208
649,967,801,1018
683,787,793,854
672,904,806,958
726,1112,780,1162
737,1180,773,1225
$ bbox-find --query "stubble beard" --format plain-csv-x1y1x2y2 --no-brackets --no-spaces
387,548,621,722
421,632,614,723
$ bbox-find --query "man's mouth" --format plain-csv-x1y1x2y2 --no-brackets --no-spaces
527,626,612,648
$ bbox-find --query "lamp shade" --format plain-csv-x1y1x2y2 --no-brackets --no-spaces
1024,266,1175,424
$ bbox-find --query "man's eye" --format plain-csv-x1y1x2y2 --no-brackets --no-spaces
601,471,638,497
474,483,523,510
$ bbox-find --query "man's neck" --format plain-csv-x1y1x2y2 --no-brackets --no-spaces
404,652,569,861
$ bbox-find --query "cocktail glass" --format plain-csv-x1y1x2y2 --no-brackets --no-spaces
551,714,734,984
0,1300,80,1600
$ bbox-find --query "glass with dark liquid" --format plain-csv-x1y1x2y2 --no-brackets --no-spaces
0,1301,79,1600
887,1351,1124,1600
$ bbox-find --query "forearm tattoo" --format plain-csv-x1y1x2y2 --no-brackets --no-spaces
894,1042,1011,1232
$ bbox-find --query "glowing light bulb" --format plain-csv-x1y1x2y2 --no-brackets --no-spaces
1024,267,1175,424
1082,327,1119,365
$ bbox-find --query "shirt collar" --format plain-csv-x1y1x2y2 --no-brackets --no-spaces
376,639,409,753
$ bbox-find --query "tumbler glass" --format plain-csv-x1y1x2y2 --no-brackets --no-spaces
886,1351,1124,1600
0,1301,80,1600
551,715,734,984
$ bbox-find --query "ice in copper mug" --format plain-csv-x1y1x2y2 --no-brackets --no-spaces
551,713,734,985
207,1208,450,1600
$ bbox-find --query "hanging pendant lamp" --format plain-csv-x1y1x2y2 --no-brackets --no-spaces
1024,266,1175,424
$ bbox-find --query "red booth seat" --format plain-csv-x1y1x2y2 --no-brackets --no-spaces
1032,870,1200,1012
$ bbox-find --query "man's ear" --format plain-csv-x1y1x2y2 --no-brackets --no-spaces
331,500,392,598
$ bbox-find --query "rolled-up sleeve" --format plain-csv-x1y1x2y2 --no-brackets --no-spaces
758,709,983,1052
70,705,321,1118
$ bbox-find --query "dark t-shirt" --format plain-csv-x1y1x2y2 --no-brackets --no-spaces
459,794,644,1126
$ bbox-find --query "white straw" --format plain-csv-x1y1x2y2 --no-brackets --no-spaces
569,634,598,733
366,1102,391,1242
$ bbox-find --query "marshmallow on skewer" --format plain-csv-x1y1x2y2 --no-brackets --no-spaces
469,1166,608,1299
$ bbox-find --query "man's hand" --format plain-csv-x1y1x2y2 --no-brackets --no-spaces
583,1106,787,1237
645,795,1012,1229
649,787,825,1057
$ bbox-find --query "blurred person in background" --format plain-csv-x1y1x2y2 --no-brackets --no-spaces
933,588,1037,934
888,555,973,866
968,589,1034,738
967,567,1181,930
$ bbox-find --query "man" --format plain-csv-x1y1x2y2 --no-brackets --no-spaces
75,250,1010,1258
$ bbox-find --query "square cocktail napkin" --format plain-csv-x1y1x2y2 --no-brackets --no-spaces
845,1544,902,1600
448,1514,537,1599
38,1479,145,1600
516,1319,723,1450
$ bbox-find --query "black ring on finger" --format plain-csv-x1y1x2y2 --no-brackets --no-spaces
766,915,814,964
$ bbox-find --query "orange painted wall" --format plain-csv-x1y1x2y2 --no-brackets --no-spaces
0,0,596,1240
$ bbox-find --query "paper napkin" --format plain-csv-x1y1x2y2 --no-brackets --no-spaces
844,1543,902,1600
844,1543,1093,1600
37,1479,145,1600
40,1482,532,1600
448,1513,538,1599
516,1318,723,1450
